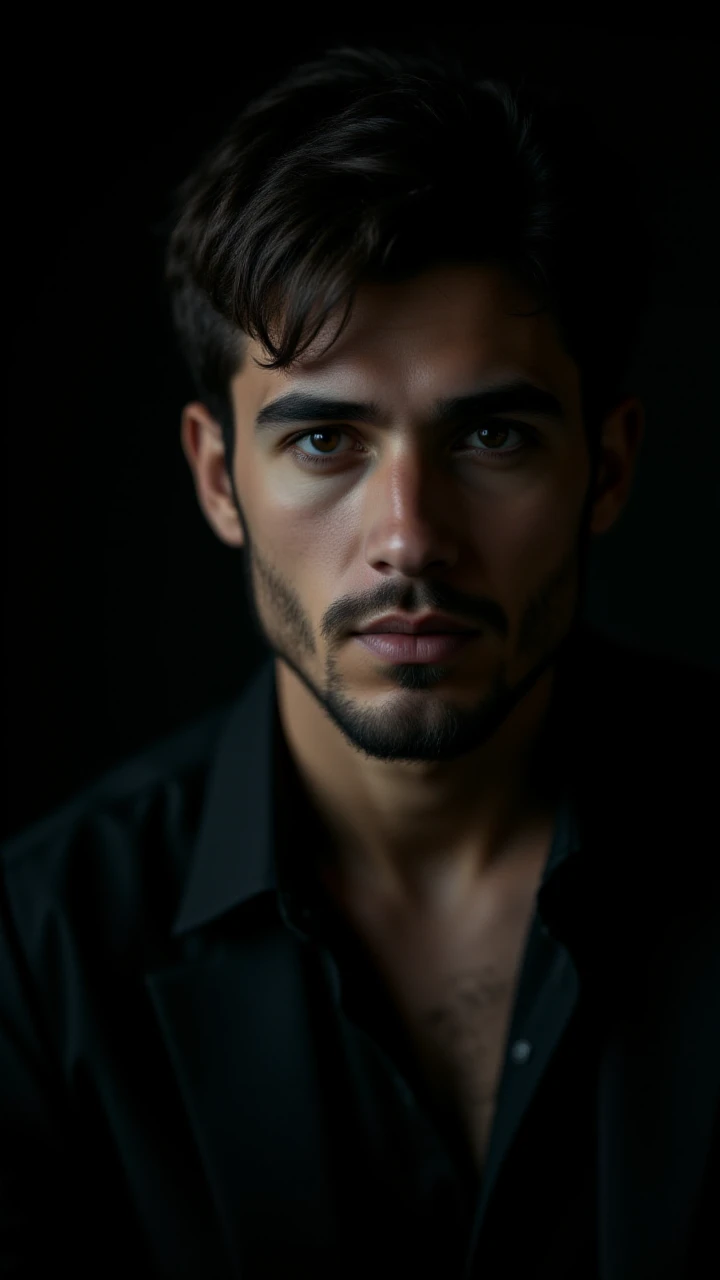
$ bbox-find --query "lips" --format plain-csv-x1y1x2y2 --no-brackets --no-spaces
355,631,479,663
357,615,477,635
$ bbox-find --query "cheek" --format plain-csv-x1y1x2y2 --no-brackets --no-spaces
471,478,580,575
259,482,348,576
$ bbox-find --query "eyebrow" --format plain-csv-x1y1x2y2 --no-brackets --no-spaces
254,378,565,433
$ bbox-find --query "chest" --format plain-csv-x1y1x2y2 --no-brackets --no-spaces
336,865,544,1177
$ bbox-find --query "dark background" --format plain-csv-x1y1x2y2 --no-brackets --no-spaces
4,23,719,843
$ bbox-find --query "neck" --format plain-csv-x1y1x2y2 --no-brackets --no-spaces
282,659,571,918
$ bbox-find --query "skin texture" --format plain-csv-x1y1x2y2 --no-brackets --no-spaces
181,262,644,925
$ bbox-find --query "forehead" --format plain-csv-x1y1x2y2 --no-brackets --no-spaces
233,262,579,419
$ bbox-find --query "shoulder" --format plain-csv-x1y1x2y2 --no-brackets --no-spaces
0,698,237,969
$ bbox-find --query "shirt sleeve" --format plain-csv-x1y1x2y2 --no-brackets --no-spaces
0,861,88,1276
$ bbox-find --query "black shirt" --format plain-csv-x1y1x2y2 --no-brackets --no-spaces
2,624,717,1278
273,704,601,1279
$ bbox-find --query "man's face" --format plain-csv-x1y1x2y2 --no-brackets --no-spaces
184,262,643,766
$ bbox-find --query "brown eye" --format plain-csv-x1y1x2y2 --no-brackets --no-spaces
305,429,344,454
474,422,513,450
287,427,356,461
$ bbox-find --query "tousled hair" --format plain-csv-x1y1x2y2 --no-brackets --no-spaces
165,41,659,478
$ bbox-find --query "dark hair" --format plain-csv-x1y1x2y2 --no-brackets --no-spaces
165,41,659,479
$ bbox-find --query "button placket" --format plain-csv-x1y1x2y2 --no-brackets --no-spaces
510,1039,532,1065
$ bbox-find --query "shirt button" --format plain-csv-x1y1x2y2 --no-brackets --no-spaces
510,1039,532,1064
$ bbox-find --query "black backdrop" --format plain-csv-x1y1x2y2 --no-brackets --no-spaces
4,23,719,842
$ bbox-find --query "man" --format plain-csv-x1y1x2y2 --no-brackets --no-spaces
2,42,718,1279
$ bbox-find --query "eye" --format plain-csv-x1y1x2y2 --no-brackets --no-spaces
283,420,537,467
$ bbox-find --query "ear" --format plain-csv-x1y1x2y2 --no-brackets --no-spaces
588,395,645,536
180,402,244,548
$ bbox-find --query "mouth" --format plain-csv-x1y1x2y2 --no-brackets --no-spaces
353,630,480,663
